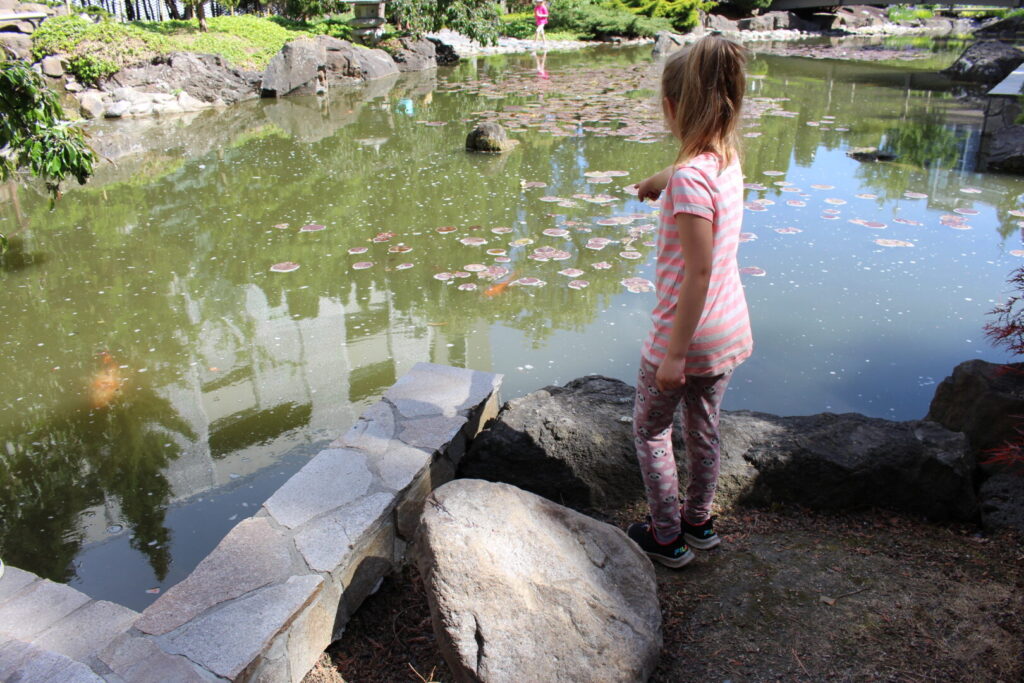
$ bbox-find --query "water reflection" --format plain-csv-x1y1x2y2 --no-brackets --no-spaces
1,41,1022,608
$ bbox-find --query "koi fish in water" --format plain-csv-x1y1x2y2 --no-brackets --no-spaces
483,273,517,298
90,351,123,409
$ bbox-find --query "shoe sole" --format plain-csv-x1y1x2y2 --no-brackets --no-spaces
646,549,695,569
684,533,721,550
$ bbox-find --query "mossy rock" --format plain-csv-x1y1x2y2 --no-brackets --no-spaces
466,122,518,153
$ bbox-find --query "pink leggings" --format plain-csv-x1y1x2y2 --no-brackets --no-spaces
633,356,732,542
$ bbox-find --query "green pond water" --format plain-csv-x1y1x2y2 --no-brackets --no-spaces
1,39,1020,609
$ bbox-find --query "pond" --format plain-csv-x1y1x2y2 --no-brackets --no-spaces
0,39,1020,609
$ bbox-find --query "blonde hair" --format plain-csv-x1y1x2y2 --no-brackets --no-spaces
661,36,746,170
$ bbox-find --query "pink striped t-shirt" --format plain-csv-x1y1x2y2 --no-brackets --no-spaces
641,152,753,377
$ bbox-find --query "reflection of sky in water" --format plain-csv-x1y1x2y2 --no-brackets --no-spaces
2,42,1023,607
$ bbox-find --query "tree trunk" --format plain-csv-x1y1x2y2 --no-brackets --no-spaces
197,1,207,31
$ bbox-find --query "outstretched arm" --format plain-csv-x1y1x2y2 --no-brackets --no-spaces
655,212,714,392
636,165,674,203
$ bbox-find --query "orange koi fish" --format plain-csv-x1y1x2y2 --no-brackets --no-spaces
90,351,123,410
483,273,517,298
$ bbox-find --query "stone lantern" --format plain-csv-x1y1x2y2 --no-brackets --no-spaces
349,0,388,43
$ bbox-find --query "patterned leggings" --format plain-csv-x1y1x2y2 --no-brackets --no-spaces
633,356,732,543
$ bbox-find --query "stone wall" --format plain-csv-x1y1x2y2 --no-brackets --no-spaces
0,362,502,682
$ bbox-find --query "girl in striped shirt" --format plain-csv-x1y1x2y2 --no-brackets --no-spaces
627,36,753,568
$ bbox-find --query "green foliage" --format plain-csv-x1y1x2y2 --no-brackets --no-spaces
388,0,502,45
33,15,315,75
500,11,536,38
887,5,934,23
278,0,348,20
0,60,96,200
32,16,167,84
271,15,355,40
546,0,676,38
612,0,710,32
723,0,769,16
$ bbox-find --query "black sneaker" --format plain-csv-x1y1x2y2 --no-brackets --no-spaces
681,515,720,550
626,521,694,568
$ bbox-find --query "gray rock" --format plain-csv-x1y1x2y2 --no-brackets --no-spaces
98,634,210,683
976,13,1024,38
466,122,517,153
460,376,644,509
262,448,373,529
942,40,1024,83
427,37,459,66
105,52,260,105
0,0,18,10
177,91,206,111
927,359,1024,463
739,11,817,32
0,579,91,640
926,359,1024,532
135,517,296,636
652,31,687,58
828,5,889,30
64,78,82,93
78,91,106,119
104,100,132,118
32,599,139,662
0,566,38,606
462,376,977,521
978,471,1024,533
415,479,662,683
40,55,62,77
159,575,323,680
355,47,400,81
260,37,325,98
15,19,35,33
16,2,51,13
130,101,154,116
0,32,33,61
388,36,437,72
705,13,739,33
984,124,1024,174
0,639,104,683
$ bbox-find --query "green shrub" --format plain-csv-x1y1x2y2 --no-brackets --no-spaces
500,11,535,38
887,5,935,23
548,0,676,38
722,0,768,16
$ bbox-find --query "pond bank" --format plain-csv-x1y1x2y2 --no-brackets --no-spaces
316,362,1024,682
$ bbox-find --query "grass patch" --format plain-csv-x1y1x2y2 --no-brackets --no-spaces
32,14,319,83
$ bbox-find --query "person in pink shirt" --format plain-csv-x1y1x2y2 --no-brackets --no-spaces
534,0,549,43
627,36,753,568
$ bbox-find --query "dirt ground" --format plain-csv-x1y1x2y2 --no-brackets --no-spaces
306,504,1023,683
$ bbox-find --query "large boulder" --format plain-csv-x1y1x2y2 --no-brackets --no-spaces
105,52,260,104
427,37,459,66
927,359,1024,533
984,124,1024,174
927,359,1024,462
0,32,32,60
261,37,326,97
415,479,662,683
827,5,888,30
705,14,739,33
388,36,437,72
319,36,398,83
942,40,1024,83
652,31,688,59
738,11,817,32
465,122,517,153
462,376,977,521
976,13,1024,38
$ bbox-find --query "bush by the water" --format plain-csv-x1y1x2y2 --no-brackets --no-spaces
503,0,680,39
31,14,314,83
